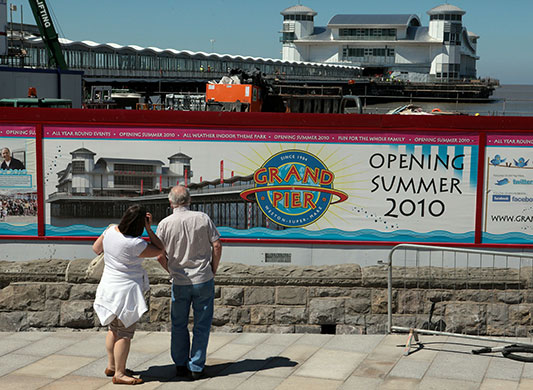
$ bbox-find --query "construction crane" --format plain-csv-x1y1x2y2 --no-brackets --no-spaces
28,0,67,70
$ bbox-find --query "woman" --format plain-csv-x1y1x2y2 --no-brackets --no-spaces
93,205,164,385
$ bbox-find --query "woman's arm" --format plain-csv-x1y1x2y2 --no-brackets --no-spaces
144,212,165,251
139,212,165,259
92,233,104,255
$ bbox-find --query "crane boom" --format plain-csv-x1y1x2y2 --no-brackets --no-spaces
28,0,68,70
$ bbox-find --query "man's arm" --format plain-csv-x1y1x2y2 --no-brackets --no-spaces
211,239,222,275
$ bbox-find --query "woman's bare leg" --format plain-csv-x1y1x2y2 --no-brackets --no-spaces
105,330,117,371
113,337,133,380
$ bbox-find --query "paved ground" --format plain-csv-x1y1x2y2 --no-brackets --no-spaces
1,330,533,389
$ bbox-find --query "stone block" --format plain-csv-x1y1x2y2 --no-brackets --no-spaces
46,283,71,300
277,286,307,305
150,285,170,298
250,306,275,325
244,325,268,333
497,291,523,304
222,287,244,306
336,324,364,335
0,259,69,284
371,289,389,314
0,283,46,311
309,298,345,325
294,325,321,333
60,300,95,328
149,296,170,323
27,311,61,328
214,285,221,299
396,290,426,314
213,306,233,326
70,284,97,300
144,259,172,285
212,324,243,333
65,258,94,283
45,300,61,311
365,314,388,334
345,296,371,315
244,287,275,305
275,306,306,324
509,304,533,326
455,289,493,302
0,311,28,331
308,287,351,298
444,302,487,334
344,313,366,326
267,325,294,333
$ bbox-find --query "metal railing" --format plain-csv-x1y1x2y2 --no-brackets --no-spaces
387,244,533,344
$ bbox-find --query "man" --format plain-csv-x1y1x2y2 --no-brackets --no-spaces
156,185,222,380
1,148,25,170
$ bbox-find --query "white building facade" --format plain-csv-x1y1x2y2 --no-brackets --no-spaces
281,4,479,81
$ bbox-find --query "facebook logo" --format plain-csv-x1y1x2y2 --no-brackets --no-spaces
492,195,510,202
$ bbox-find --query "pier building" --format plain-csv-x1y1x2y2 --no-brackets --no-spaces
281,3,479,81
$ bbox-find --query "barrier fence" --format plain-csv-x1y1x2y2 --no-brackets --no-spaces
387,244,533,357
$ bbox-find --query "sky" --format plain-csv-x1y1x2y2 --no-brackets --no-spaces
11,0,533,84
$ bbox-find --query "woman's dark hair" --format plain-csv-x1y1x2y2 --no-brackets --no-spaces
117,205,146,237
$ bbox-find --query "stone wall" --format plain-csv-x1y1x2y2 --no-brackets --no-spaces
1,258,532,336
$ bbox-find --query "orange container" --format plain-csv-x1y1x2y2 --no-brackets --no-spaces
206,84,262,112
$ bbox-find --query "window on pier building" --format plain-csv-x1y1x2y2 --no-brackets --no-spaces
114,163,155,173
339,28,396,40
72,161,85,174
283,14,313,21
430,14,462,22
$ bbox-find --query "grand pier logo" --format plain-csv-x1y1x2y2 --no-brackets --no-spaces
240,150,348,227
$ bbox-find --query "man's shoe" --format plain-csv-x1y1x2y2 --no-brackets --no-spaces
189,370,204,380
175,366,189,377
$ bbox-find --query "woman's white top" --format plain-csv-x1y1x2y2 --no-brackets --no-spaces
93,226,148,328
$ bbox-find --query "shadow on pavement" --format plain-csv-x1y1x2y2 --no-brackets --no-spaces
138,356,297,382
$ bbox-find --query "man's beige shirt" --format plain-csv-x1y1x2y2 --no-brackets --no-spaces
156,206,220,285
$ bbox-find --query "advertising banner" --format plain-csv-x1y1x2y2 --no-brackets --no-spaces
43,126,478,242
483,134,533,243
0,125,38,235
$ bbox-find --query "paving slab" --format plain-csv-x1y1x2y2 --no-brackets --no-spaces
0,374,55,390
276,376,343,390
388,357,431,379
479,378,519,390
12,354,96,379
424,350,491,382
0,352,44,377
294,348,365,381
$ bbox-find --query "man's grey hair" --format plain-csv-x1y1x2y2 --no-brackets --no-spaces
168,185,191,206
1,147,10,153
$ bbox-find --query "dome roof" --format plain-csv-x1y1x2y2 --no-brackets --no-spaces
427,4,465,15
281,5,317,16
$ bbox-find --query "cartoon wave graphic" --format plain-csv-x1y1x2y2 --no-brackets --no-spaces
41,224,475,243
482,232,533,244
45,224,107,236
218,227,475,243
0,223,38,235
45,224,158,237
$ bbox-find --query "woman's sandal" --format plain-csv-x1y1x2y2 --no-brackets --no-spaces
105,368,134,377
112,376,144,385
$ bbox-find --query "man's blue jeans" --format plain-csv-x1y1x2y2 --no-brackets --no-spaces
170,279,214,373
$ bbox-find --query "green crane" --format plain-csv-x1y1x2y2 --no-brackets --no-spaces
28,0,68,70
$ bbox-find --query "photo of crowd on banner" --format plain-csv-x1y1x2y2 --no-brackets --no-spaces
0,194,37,223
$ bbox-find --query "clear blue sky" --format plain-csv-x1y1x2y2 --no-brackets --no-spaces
13,0,532,84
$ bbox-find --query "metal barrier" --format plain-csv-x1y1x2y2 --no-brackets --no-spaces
387,244,533,357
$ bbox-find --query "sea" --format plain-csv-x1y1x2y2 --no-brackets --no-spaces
364,84,533,116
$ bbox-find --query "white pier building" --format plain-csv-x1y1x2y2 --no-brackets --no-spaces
281,3,479,81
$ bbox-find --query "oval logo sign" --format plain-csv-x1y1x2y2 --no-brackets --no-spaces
240,150,348,227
